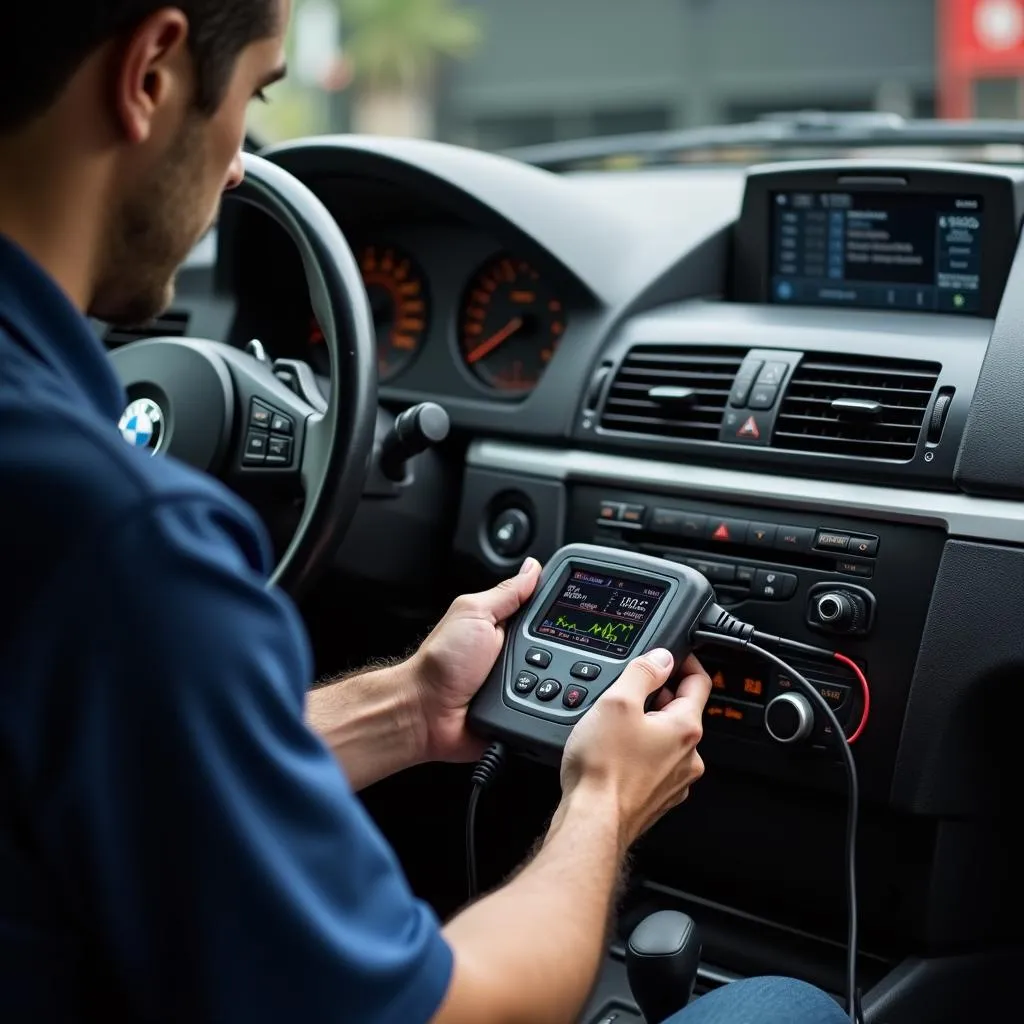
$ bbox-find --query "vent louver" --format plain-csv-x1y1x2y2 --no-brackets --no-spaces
599,346,745,441
103,310,190,347
775,355,941,461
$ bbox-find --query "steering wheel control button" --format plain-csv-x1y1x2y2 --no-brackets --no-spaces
243,431,268,463
266,436,293,465
270,412,293,436
570,662,601,681
815,530,850,552
249,400,273,429
489,507,532,558
706,518,748,544
563,684,588,709
776,525,815,553
848,535,879,557
514,671,539,695
525,648,552,669
752,569,798,601
535,679,562,702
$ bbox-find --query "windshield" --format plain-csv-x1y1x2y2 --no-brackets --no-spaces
250,0,1024,170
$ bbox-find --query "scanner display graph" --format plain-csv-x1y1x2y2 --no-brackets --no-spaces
533,568,667,658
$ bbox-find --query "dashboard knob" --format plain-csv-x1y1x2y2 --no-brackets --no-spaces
764,692,814,744
816,591,854,628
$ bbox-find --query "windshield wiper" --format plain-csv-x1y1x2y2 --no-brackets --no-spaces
504,110,1024,171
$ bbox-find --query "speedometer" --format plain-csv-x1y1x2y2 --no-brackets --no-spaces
360,244,429,382
459,255,566,393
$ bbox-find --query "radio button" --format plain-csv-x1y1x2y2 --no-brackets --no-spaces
848,535,879,557
536,679,562,702
752,569,798,601
815,531,850,552
776,525,815,553
525,648,552,669
837,559,873,578
621,504,646,526
704,697,764,733
746,522,778,548
813,681,851,713
514,671,539,694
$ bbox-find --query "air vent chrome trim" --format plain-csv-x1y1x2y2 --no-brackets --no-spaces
467,440,1024,545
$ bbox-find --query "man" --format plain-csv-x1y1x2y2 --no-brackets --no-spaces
0,3,848,1022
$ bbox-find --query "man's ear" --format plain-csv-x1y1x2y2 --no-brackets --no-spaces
113,9,191,144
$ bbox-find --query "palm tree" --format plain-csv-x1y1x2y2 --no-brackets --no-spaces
339,0,483,138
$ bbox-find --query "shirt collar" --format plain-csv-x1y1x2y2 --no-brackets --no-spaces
0,232,125,421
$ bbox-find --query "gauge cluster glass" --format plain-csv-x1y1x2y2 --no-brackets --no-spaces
458,255,566,393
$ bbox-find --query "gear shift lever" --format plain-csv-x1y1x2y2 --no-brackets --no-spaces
626,911,702,1023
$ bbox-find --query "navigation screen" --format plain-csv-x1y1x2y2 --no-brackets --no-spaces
769,191,983,313
531,568,668,659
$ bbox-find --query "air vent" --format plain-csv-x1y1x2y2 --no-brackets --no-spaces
103,309,190,347
775,355,941,461
600,346,745,441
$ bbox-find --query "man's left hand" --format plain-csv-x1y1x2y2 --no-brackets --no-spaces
410,557,543,763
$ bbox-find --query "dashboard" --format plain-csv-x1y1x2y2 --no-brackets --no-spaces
146,136,1024,1014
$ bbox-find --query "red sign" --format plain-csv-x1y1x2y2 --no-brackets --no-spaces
939,0,1024,115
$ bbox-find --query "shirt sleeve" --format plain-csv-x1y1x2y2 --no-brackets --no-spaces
30,493,453,1023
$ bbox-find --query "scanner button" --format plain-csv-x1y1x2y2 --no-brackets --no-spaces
514,671,538,695
570,662,602,681
563,684,588,709
536,679,561,702
525,648,552,669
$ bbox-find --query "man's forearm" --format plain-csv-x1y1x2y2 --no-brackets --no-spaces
435,782,627,1024
306,662,427,790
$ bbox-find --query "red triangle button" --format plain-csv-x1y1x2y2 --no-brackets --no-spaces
712,522,731,541
737,415,760,439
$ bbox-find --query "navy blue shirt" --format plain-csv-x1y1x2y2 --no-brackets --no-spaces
0,234,452,1022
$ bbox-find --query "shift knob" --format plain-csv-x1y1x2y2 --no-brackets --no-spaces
626,911,702,1023
379,402,450,481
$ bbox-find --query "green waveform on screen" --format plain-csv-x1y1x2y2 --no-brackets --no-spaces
554,615,635,643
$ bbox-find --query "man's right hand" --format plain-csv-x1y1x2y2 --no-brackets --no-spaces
560,648,711,848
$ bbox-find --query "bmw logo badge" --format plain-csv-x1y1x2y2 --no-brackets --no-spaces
118,398,164,454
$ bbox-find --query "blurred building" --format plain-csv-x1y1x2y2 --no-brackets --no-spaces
436,0,1024,151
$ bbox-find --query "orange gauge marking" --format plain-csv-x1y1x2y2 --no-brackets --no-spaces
356,242,430,383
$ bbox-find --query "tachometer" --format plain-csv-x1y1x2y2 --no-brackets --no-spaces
459,255,566,393
360,244,429,382
310,244,430,382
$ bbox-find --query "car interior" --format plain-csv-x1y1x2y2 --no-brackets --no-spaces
100,130,1024,1022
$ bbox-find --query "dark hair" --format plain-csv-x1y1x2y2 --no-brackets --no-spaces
1,1,278,133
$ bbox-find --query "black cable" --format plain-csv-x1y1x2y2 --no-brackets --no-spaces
693,629,862,1024
466,741,506,903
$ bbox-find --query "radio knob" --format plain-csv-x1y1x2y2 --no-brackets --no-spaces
764,692,814,744
815,591,854,629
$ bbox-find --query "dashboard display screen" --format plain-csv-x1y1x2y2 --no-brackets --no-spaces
770,191,983,313
531,568,667,659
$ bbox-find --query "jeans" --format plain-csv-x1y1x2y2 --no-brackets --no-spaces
665,976,849,1024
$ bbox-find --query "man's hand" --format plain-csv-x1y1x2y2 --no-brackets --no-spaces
559,648,711,847
410,557,543,763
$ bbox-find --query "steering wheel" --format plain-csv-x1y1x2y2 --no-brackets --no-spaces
109,153,378,597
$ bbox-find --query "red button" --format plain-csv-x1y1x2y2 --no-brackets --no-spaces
563,685,588,709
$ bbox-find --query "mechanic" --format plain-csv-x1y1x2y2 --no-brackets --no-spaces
0,3,848,1023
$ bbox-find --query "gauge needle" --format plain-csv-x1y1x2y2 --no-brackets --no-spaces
467,317,523,365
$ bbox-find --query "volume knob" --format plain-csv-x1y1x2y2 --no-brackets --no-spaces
764,692,814,744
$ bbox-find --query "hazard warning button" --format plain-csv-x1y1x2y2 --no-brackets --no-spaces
721,407,771,446
706,518,749,544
